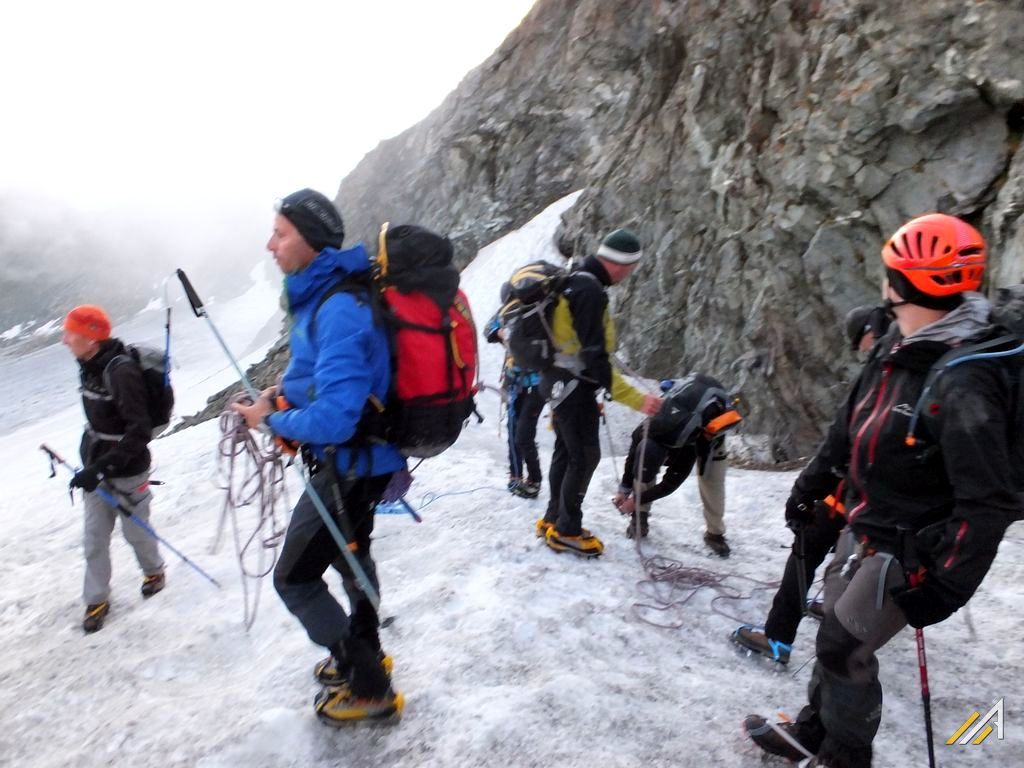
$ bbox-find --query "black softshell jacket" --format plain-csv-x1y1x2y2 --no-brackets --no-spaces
620,424,718,504
792,322,1016,621
77,338,152,477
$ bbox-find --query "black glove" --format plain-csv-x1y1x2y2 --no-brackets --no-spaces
69,467,102,493
784,492,815,528
889,582,956,629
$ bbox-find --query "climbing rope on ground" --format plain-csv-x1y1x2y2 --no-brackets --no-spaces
214,392,290,630
618,418,785,630
376,485,499,517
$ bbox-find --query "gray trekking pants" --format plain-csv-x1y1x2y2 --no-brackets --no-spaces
82,472,165,605
698,440,727,536
634,437,727,536
804,527,909,755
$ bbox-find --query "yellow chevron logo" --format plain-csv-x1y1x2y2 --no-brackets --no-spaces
947,698,1004,746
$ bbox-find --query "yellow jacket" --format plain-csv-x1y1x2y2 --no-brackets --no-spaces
547,263,646,412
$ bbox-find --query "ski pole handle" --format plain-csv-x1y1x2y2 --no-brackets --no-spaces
177,270,259,398
40,443,74,471
176,269,205,317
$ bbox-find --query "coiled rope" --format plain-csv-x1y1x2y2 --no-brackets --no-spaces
213,392,290,630
625,418,782,629
599,356,787,632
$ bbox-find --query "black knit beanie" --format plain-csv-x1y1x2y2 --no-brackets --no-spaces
275,188,345,252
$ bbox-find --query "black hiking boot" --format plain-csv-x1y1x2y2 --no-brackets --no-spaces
83,602,110,633
704,532,731,557
625,512,649,539
806,597,825,620
731,624,792,664
140,572,165,598
510,479,541,499
744,712,824,762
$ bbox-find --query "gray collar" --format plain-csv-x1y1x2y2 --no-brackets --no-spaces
904,292,992,347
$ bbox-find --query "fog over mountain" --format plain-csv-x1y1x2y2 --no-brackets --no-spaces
0,192,274,349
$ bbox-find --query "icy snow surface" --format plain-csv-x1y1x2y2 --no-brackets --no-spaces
0,194,1020,768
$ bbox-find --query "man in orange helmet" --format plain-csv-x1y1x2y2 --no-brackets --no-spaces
745,214,1017,767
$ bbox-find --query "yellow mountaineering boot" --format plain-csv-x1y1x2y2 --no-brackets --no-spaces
314,686,404,727
536,519,596,540
545,527,604,558
314,652,394,689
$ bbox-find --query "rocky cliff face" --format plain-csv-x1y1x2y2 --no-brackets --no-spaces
331,0,1024,459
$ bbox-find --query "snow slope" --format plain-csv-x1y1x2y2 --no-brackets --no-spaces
0,195,1021,768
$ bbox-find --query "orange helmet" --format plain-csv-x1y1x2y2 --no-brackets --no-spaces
881,213,985,297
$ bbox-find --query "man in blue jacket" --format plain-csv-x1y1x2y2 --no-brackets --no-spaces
234,188,406,726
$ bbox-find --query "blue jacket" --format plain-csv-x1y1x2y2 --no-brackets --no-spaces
266,244,405,478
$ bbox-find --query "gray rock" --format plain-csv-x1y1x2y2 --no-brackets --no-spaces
195,0,1024,460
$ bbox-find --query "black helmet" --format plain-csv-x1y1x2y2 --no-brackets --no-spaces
647,373,741,448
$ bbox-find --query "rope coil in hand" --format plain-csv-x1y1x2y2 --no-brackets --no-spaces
214,392,290,629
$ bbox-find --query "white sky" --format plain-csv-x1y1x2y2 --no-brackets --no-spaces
0,0,536,220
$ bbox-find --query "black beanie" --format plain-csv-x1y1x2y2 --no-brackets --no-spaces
276,188,345,252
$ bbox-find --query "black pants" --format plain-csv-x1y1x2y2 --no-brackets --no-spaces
507,385,545,483
273,469,392,697
764,501,846,644
544,384,601,536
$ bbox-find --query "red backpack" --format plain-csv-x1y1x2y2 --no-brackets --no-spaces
312,225,479,458
381,286,478,456
376,223,479,457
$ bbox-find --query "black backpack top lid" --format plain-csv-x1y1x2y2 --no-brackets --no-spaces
648,373,739,448
386,224,453,269
378,223,459,306
508,261,567,305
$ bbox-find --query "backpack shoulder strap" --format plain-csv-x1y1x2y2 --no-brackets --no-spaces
101,351,136,395
924,334,1022,393
907,333,1023,444
309,275,381,342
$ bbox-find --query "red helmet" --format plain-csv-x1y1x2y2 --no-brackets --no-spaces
881,213,986,297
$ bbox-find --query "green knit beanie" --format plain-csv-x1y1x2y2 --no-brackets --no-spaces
597,228,642,264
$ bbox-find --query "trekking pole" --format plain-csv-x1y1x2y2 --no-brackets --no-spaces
175,269,381,610
910,573,937,768
601,403,621,481
162,277,173,388
398,499,423,523
177,269,259,394
377,498,423,523
40,444,221,589
898,523,937,768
